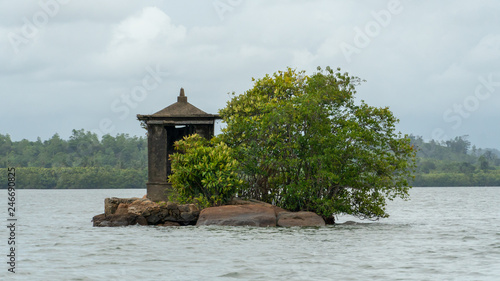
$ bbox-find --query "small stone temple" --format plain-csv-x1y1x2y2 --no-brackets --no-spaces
137,88,220,202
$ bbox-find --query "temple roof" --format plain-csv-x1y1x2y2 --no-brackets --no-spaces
137,88,220,121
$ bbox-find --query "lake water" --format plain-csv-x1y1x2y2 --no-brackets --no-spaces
1,187,499,280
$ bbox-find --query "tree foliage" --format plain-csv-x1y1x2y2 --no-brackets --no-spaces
0,167,146,189
413,171,500,187
0,129,147,169
169,134,243,207
409,135,500,186
219,67,416,220
0,130,147,189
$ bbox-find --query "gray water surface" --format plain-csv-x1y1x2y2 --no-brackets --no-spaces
1,187,499,280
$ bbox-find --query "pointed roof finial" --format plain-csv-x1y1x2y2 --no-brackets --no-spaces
178,88,187,103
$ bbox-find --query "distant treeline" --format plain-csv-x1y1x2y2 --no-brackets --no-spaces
410,135,500,186
0,129,147,189
0,167,146,189
0,129,147,169
413,172,500,187
1,130,500,188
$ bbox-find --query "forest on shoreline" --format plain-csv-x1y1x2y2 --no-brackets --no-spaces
1,130,500,188
410,135,500,186
0,129,147,189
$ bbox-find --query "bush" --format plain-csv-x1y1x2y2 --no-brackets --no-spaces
168,134,243,208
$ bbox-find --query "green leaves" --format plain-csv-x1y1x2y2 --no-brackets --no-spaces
219,67,416,221
168,134,243,208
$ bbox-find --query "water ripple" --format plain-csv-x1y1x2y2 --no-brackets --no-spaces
2,188,500,280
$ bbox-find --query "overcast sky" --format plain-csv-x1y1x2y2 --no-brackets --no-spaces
1,0,499,149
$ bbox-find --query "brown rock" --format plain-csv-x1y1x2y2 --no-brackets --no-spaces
158,221,181,227
177,204,191,212
97,197,201,226
146,209,169,225
179,204,200,223
127,199,159,217
92,213,146,227
196,205,276,227
114,203,129,215
166,201,178,210
228,198,272,206
272,206,289,217
229,198,288,216
126,199,165,224
163,209,180,222
104,197,140,215
136,215,149,226
277,211,326,227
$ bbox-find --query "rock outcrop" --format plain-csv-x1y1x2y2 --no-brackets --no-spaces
93,197,200,227
92,213,148,227
93,197,327,227
277,211,326,227
229,198,289,217
104,197,139,215
196,204,277,227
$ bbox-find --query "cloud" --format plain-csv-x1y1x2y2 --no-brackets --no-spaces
110,7,186,50
92,7,186,75
2,1,500,148
465,34,500,72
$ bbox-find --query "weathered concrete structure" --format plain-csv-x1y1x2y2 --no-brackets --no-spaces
137,88,220,202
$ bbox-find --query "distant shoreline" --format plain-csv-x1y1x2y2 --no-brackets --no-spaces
2,167,500,189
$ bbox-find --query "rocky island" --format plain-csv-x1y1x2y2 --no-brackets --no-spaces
92,197,326,227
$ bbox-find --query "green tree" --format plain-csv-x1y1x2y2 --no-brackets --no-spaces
219,67,416,221
445,135,471,155
478,155,490,172
169,134,243,207
459,162,476,174
419,160,436,174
